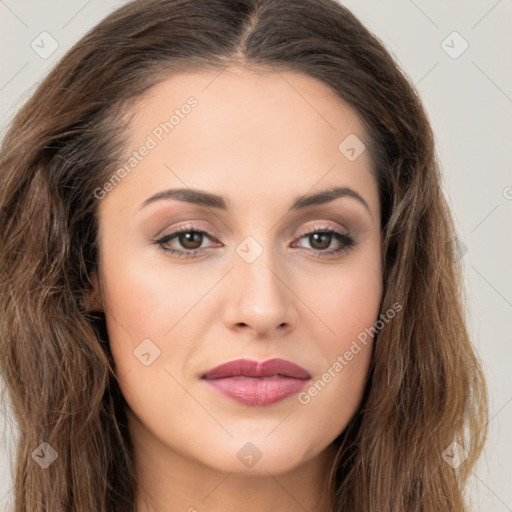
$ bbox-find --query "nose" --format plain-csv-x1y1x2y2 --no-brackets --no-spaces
222,252,298,338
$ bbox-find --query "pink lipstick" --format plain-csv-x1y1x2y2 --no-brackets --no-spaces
201,358,311,406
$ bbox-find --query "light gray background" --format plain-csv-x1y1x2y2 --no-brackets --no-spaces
0,1,511,510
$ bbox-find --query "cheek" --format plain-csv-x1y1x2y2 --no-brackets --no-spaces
293,248,381,429
98,244,218,407
99,242,209,337
294,282,379,451
314,273,381,335
297,245,382,349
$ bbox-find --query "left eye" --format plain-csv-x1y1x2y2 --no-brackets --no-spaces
294,228,353,252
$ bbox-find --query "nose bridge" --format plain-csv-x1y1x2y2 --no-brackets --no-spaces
224,233,296,334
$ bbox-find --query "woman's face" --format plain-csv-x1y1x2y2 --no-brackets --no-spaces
91,66,382,477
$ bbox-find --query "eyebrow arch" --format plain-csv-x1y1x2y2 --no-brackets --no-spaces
139,186,371,215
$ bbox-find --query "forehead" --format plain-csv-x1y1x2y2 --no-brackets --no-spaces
131,65,367,147
100,66,378,220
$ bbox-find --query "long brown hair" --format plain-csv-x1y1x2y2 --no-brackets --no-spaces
0,0,488,510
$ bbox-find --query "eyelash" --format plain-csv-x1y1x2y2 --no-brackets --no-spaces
153,223,356,259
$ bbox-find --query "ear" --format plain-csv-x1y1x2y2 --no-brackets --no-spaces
83,270,104,312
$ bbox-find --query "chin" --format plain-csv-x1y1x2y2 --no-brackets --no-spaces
191,432,327,476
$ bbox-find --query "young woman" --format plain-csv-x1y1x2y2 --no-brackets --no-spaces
0,0,488,510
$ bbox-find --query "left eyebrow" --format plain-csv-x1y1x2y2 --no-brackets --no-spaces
288,186,371,216
138,185,372,217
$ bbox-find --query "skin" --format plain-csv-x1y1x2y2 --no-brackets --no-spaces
88,65,383,512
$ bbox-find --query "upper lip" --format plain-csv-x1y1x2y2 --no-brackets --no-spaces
201,358,311,380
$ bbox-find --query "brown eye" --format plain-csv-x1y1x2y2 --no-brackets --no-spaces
177,231,204,250
293,226,356,257
154,226,216,257
308,232,332,250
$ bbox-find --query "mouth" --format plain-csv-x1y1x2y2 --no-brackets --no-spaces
200,358,311,406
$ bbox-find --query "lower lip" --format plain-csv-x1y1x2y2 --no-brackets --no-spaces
203,376,309,406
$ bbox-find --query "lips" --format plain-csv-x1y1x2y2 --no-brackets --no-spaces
201,358,311,406
202,358,311,380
